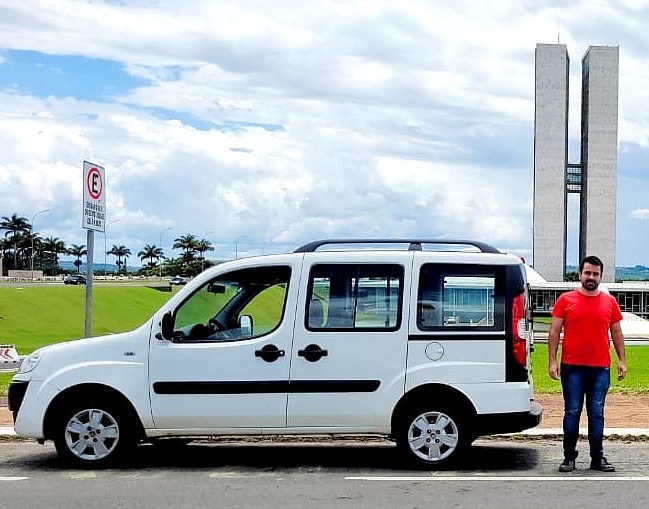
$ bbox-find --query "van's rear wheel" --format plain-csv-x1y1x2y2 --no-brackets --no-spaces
396,405,469,468
53,402,134,468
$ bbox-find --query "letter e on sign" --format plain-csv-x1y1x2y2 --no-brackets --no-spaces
82,161,106,232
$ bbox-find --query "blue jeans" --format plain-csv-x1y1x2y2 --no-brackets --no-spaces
561,364,610,460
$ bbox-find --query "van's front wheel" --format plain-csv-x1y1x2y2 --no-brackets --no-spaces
53,403,134,468
396,405,469,468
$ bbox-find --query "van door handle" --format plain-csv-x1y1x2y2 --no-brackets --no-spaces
298,344,328,362
255,344,285,362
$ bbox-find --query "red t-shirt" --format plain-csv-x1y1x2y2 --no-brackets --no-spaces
552,289,623,367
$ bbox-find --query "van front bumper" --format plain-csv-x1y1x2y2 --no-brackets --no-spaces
475,401,543,436
8,380,30,423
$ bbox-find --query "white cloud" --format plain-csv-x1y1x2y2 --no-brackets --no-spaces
0,1,648,264
631,209,649,220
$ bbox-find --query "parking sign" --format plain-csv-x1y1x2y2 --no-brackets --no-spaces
82,161,106,232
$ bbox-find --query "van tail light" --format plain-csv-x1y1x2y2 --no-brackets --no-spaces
512,293,528,367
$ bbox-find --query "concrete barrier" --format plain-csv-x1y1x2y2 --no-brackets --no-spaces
0,345,21,372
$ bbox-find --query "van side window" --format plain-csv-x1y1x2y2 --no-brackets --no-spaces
306,264,403,330
173,266,291,342
417,264,505,331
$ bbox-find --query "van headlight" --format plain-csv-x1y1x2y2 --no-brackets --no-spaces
18,351,42,374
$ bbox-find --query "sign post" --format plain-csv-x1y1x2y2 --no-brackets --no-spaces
82,161,106,338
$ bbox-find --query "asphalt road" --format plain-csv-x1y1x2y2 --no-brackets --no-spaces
2,438,649,508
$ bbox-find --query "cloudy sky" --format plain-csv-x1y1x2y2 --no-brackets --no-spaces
1,0,648,267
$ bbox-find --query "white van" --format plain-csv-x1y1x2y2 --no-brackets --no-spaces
9,239,541,468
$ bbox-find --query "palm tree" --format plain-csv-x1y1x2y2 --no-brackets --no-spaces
42,237,67,275
12,231,28,269
68,244,88,274
172,234,198,264
137,244,163,268
0,213,30,269
17,231,42,270
0,237,8,258
107,244,131,274
0,238,6,276
195,238,215,272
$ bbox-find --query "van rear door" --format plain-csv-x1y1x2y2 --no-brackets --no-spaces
406,259,509,389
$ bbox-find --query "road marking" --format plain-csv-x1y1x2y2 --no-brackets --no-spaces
346,476,649,482
0,477,29,481
69,472,97,479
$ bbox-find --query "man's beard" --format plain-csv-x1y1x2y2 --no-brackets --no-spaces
583,279,599,291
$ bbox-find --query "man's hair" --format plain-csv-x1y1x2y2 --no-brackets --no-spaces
579,255,604,274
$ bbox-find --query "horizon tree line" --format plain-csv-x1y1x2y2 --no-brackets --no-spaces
0,213,216,277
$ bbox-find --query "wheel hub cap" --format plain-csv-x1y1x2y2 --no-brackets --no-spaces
407,411,459,462
64,409,120,461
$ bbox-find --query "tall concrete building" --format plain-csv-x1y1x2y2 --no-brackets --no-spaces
533,44,619,283
579,46,619,281
533,44,569,282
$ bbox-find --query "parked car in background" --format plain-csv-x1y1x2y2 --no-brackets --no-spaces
169,276,187,285
63,275,86,285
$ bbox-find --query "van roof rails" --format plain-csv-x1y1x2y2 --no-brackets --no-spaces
293,239,501,254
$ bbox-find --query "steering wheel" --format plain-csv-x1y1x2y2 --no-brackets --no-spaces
208,317,226,331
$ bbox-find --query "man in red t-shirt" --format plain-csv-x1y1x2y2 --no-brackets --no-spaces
549,255,627,472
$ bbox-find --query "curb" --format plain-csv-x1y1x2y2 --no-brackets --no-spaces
0,427,15,436
506,427,649,438
2,427,649,439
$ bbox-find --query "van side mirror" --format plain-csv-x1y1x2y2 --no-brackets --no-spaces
207,283,226,294
157,311,174,341
239,315,253,336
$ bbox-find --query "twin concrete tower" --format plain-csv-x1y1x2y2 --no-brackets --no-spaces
533,44,619,283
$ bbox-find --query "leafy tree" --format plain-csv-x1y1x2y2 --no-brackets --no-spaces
68,244,88,274
565,271,579,282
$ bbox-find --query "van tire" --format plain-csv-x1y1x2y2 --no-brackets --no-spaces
52,400,135,468
395,403,469,469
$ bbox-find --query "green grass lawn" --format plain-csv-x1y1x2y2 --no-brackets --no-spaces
0,285,175,353
531,343,647,394
1,285,177,395
2,286,648,397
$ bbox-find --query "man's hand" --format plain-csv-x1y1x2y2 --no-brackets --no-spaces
617,361,627,381
547,316,563,382
549,360,560,380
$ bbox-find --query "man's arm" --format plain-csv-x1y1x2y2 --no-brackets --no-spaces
548,316,564,380
610,321,627,381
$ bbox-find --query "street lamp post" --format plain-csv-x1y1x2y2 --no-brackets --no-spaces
104,220,120,280
201,231,213,272
30,209,50,282
159,227,173,279
234,235,248,260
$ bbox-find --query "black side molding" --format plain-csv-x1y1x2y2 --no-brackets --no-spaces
153,380,380,395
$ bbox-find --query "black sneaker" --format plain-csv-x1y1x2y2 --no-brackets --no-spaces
559,458,576,472
590,457,615,472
